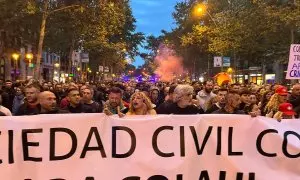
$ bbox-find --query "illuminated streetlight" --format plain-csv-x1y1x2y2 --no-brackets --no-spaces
25,53,34,79
12,53,20,80
77,67,81,71
193,4,207,17
196,7,204,14
193,3,217,27
12,53,20,61
54,63,60,68
25,53,33,61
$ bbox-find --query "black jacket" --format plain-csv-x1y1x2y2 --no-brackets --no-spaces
158,102,204,115
1,87,15,111
82,102,103,113
15,102,40,116
206,104,221,114
156,100,173,114
39,108,70,114
64,103,85,113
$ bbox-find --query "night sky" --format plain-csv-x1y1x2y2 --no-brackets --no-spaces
130,0,180,67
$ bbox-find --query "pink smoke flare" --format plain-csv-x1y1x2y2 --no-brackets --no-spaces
154,45,184,82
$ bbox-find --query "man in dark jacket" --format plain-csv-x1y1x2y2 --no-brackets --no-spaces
238,88,250,111
212,92,245,114
206,88,228,113
15,83,41,116
1,80,15,111
64,88,85,113
82,87,103,113
54,84,66,105
39,91,69,114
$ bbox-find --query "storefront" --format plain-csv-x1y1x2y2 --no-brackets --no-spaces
249,74,262,84
233,73,275,85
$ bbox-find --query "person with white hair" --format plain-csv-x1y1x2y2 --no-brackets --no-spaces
157,84,204,114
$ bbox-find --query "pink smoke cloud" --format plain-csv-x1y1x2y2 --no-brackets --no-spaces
154,45,184,82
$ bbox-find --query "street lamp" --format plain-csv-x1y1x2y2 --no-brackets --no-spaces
54,63,60,68
12,53,20,80
25,53,33,62
12,53,20,61
193,3,217,27
25,53,33,80
193,3,218,78
194,4,206,16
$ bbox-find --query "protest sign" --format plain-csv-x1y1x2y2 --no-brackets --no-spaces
286,44,300,79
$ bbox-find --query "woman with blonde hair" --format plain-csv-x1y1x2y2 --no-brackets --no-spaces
265,86,288,118
127,92,157,115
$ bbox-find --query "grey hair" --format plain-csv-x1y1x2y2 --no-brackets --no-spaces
173,84,194,102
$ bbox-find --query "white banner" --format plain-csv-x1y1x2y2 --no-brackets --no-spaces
286,44,300,79
0,114,300,179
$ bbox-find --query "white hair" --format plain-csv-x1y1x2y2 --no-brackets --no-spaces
173,84,194,102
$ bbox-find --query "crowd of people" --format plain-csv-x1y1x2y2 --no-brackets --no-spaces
0,79,299,121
